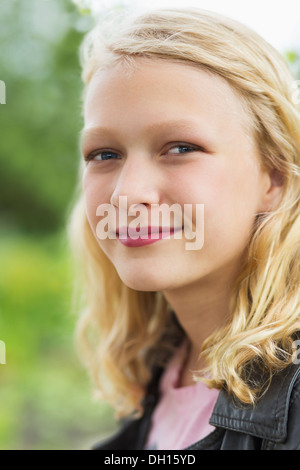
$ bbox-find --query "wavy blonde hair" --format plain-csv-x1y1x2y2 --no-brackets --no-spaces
68,8,300,418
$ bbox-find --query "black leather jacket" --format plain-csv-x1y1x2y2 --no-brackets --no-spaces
93,362,300,450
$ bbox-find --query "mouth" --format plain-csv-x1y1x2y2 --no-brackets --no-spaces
116,226,182,247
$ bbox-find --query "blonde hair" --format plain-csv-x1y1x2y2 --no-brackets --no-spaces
68,8,300,418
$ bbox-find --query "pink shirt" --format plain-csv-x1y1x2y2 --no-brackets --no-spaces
144,341,219,450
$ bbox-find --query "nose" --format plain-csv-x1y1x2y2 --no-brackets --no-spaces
110,154,161,210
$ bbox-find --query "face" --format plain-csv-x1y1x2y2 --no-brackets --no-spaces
81,58,271,292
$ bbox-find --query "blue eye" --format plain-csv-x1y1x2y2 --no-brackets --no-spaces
85,150,121,161
168,144,198,154
166,143,207,156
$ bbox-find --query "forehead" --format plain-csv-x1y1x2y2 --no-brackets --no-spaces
83,57,252,142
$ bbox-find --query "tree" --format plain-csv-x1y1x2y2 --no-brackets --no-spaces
0,0,92,233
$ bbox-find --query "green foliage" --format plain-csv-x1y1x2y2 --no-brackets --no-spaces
284,50,300,79
0,232,116,449
0,0,91,234
0,0,116,450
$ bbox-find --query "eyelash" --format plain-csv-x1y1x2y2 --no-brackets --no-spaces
84,144,204,162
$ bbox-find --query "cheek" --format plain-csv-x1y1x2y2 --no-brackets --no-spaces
222,167,260,217
205,167,261,250
180,161,259,237
83,172,109,234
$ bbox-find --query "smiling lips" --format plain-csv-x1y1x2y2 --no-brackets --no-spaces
116,226,182,247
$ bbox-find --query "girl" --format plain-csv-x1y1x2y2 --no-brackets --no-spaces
69,8,300,450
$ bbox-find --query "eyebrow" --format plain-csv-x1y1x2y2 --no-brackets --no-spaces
80,119,207,143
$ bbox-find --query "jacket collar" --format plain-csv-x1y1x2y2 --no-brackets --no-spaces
209,362,300,443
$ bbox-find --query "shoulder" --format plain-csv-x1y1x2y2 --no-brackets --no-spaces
210,362,300,450
272,365,300,450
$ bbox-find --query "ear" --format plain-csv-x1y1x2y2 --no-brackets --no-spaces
258,168,284,212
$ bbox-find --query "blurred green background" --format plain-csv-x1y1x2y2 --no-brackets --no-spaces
0,0,121,450
0,0,299,450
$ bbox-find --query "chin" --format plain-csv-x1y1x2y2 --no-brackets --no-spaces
117,269,172,292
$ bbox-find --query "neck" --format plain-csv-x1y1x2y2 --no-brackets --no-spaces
162,264,239,372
